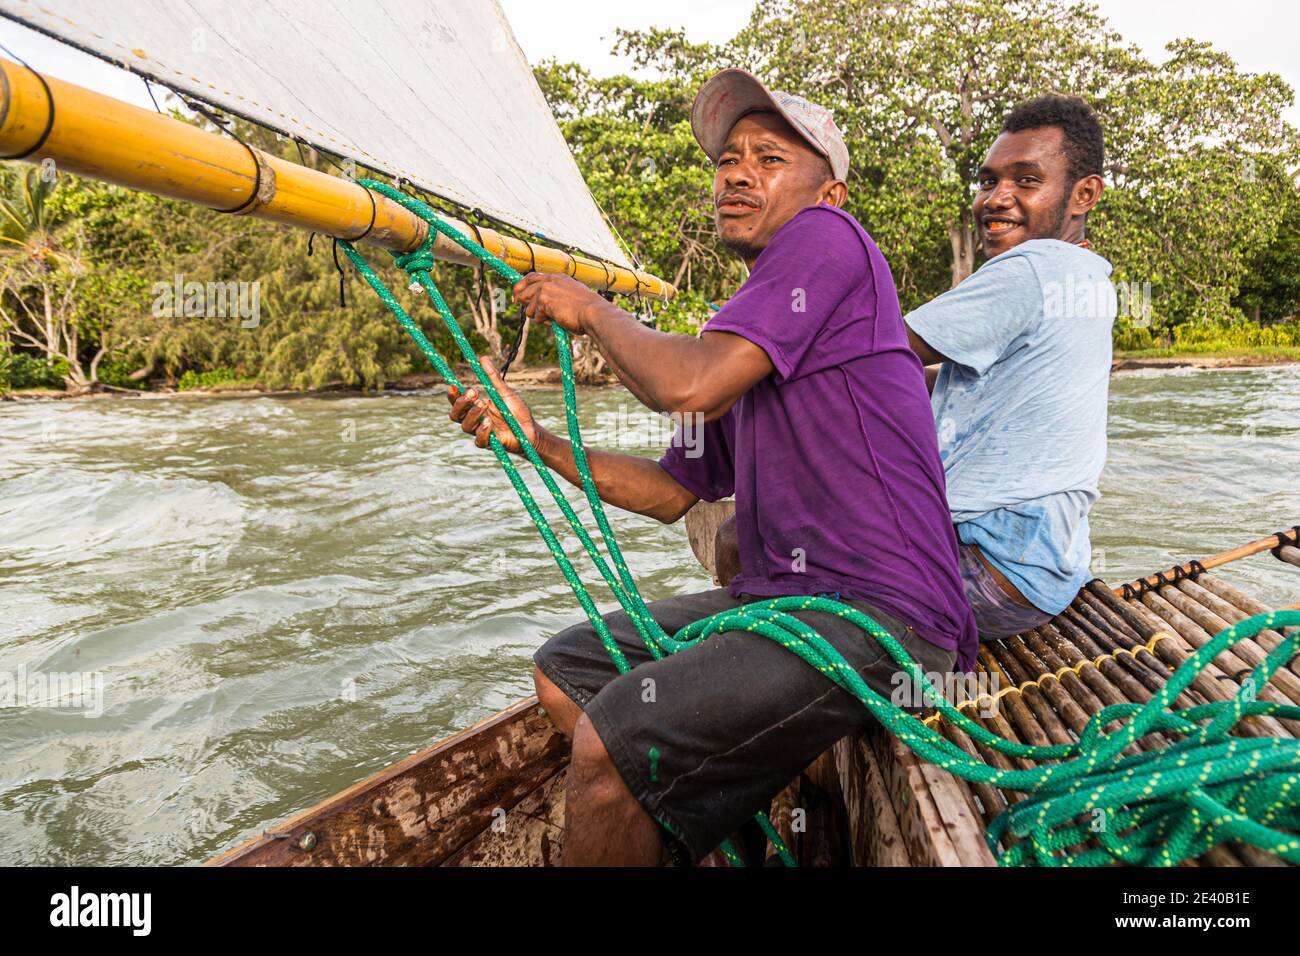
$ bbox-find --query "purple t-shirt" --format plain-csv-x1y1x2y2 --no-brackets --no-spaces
660,204,977,670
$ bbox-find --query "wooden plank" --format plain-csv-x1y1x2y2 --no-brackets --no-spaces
865,723,966,867
913,759,998,867
208,697,568,866
444,770,568,866
833,732,911,866
682,499,736,584
765,775,801,864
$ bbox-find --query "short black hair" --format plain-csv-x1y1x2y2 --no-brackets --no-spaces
1001,95,1105,185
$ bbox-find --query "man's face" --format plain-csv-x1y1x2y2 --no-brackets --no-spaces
974,126,1075,259
713,111,834,263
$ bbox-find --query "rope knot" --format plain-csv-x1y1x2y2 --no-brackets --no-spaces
393,238,436,290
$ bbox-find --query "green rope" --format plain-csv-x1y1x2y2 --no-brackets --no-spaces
342,180,1300,867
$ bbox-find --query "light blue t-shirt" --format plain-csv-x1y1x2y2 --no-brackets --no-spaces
904,239,1115,613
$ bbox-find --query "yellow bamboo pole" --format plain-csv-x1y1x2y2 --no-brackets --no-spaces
0,57,674,299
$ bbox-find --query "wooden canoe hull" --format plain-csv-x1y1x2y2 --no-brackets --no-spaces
209,697,568,866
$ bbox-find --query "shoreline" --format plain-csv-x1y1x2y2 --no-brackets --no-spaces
1110,353,1300,373
4,354,1296,402
0,365,605,403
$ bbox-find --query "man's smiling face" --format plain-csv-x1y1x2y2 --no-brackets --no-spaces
974,126,1075,258
712,111,836,264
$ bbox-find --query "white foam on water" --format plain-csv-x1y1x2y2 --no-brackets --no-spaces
0,468,245,565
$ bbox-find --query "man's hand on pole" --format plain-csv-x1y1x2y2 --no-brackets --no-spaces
512,273,607,335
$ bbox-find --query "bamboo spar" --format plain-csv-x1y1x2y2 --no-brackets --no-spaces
1113,528,1300,597
0,57,675,300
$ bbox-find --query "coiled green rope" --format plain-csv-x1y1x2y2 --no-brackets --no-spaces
341,180,1300,867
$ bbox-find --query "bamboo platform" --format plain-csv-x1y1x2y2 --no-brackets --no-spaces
774,524,1300,868
212,520,1300,867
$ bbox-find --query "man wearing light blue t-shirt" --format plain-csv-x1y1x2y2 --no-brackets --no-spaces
905,95,1115,638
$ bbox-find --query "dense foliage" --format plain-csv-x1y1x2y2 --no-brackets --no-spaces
1,0,1296,393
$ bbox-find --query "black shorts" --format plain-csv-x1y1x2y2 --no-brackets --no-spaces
533,588,956,864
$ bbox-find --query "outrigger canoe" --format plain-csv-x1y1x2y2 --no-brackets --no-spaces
209,506,1300,867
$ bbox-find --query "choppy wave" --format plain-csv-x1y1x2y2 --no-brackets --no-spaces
0,469,245,568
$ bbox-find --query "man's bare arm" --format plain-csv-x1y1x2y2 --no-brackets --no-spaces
593,338,660,410
584,303,772,419
533,425,698,524
446,362,698,524
906,323,949,367
905,323,948,395
513,273,773,419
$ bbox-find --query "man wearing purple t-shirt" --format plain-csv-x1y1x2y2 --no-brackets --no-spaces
446,69,976,866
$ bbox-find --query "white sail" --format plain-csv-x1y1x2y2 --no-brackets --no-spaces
0,0,630,266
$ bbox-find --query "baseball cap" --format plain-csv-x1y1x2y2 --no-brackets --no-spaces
690,69,849,182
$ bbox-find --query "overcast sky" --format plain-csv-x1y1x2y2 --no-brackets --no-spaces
0,1,1295,125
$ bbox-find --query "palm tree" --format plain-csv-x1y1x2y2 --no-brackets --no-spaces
0,164,97,392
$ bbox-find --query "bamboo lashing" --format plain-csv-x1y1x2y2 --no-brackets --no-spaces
918,628,1180,728
0,57,676,300
1116,526,1300,598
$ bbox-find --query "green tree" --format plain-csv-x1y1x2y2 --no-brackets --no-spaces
1093,40,1299,330
8,2,1295,390
87,113,439,391
728,0,1121,294
1233,183,1300,323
